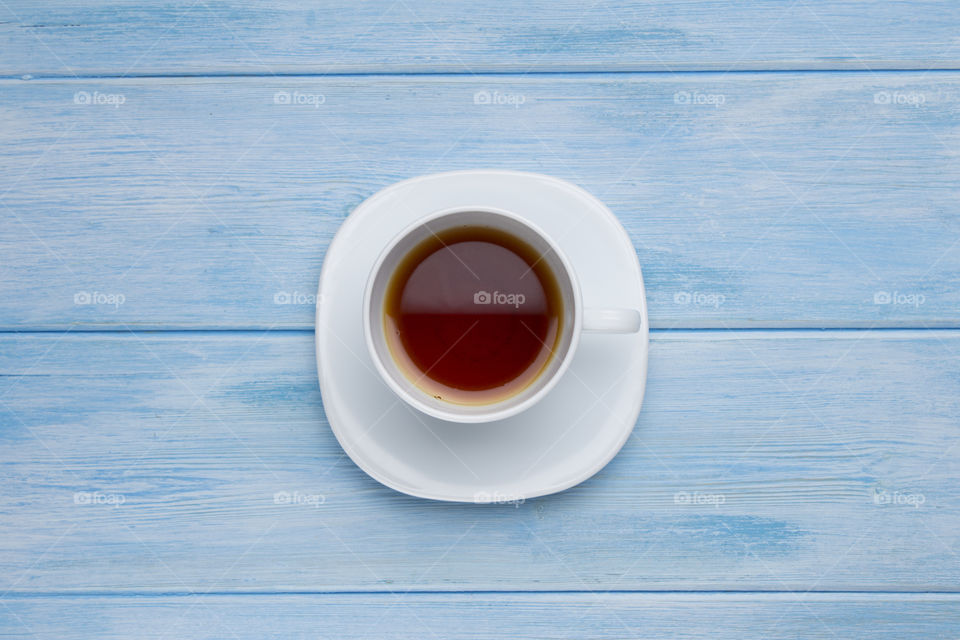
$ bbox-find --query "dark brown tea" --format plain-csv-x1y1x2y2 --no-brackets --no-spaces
384,225,563,405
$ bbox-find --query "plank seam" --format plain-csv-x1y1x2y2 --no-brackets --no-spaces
3,590,960,598
2,328,960,336
5,68,960,81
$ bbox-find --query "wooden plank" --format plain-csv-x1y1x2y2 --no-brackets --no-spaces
2,1,960,76
1,593,959,639
1,74,958,329
1,330,958,592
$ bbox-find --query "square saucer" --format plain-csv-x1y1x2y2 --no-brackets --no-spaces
315,170,648,502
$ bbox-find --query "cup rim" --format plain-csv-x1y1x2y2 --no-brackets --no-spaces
362,204,583,423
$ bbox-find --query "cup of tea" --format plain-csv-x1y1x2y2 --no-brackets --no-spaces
363,205,642,423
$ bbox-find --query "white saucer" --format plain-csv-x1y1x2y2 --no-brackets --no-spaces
315,170,649,502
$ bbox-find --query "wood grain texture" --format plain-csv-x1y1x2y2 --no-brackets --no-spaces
1,331,958,592
2,74,959,329
4,6,960,630
2,593,959,639
2,1,960,76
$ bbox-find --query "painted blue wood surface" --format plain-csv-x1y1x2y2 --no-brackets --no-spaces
1,331,958,592
2,594,959,639
2,2,959,637
1,74,958,329
2,1,960,76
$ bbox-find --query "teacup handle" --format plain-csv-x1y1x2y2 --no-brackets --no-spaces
583,308,643,333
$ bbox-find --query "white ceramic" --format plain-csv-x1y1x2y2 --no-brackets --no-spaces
316,170,649,502
363,205,642,424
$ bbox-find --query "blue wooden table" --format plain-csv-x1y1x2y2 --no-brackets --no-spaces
2,2,960,637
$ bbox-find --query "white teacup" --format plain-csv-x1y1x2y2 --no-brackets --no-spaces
363,205,642,423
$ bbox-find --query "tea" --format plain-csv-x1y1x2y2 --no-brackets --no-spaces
383,225,563,405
